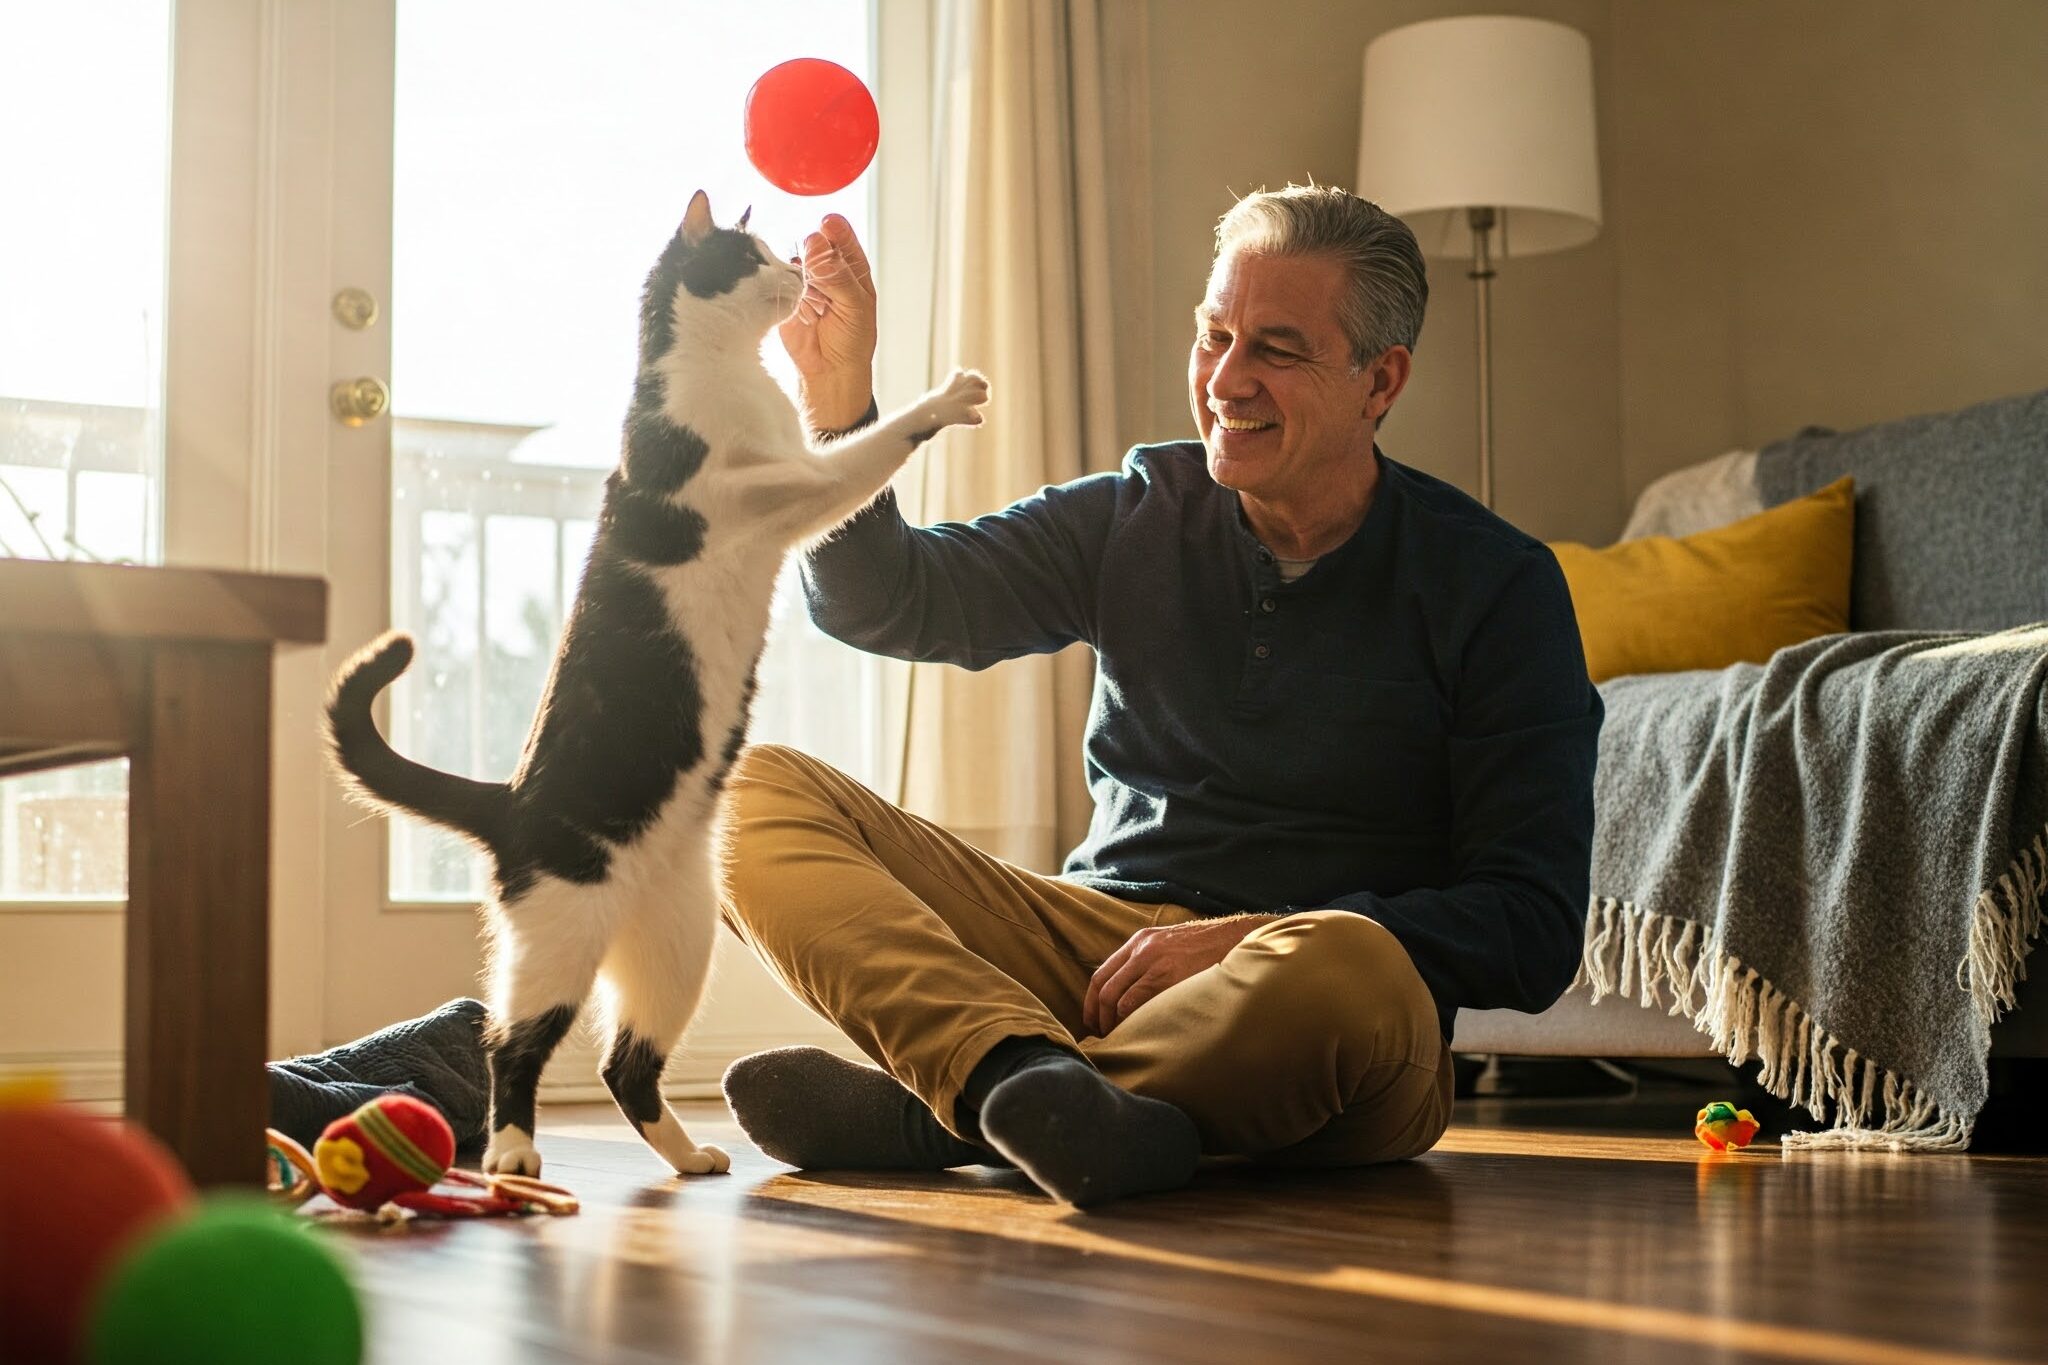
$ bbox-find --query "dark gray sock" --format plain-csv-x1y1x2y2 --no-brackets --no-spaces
966,1038,1201,1209
267,1072,444,1151
722,1046,993,1171
266,998,492,1148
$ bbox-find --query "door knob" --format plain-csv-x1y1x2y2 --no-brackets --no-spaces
331,286,380,330
330,377,390,427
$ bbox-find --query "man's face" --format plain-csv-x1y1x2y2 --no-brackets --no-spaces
1188,248,1385,499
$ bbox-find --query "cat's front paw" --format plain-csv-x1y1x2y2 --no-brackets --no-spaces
482,1130,544,1177
920,368,990,432
666,1143,731,1176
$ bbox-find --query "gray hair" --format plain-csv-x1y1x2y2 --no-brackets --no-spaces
1213,185,1428,369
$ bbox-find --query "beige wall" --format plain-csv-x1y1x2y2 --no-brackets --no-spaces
1141,0,2048,545
1609,0,2048,509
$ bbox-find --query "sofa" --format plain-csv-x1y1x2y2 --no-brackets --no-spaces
1451,387,2048,1065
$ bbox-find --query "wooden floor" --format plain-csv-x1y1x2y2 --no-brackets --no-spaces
326,1087,2048,1364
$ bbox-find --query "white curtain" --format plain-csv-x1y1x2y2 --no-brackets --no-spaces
891,0,1153,869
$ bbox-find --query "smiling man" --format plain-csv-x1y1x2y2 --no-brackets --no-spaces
718,186,1603,1209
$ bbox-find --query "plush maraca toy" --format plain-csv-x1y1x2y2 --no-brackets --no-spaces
1694,1100,1762,1151
744,57,880,195
269,1093,577,1220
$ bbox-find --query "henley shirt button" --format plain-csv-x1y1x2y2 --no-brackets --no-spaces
1260,598,1277,613
1253,644,1271,660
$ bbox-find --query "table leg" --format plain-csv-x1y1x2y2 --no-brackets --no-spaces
125,642,273,1187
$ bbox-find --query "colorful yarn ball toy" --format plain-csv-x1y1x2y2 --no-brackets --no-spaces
269,1092,578,1221
1694,1100,1762,1151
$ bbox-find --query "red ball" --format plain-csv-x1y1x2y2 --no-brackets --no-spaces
312,1093,454,1212
0,1103,194,1363
744,58,880,196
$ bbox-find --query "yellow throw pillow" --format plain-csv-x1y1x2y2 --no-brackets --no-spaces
1549,476,1854,684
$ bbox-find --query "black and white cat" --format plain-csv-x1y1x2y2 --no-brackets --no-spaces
325,190,987,1177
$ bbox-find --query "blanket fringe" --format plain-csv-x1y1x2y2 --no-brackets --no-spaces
1960,827,2048,1029
1576,822,2043,1155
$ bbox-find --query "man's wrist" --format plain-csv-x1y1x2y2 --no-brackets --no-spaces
800,374,876,433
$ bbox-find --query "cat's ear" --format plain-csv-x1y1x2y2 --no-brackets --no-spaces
681,190,714,246
736,204,752,231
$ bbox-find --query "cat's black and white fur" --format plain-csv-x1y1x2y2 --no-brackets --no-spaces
325,190,987,1177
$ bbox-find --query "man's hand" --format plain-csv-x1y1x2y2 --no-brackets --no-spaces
1081,915,1276,1037
779,213,877,431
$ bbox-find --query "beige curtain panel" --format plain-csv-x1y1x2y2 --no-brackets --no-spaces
891,0,1153,870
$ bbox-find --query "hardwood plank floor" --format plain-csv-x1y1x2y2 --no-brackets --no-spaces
324,1088,2047,1364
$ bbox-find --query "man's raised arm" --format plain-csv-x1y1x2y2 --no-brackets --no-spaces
801,477,1120,669
780,212,1120,668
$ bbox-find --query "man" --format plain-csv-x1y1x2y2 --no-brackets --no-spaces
719,186,1601,1209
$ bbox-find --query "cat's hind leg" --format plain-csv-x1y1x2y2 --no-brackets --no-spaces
599,850,729,1175
481,876,615,1176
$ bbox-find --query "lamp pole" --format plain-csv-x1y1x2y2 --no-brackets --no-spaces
1467,205,1497,510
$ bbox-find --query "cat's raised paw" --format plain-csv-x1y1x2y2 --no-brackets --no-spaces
923,369,990,430
667,1143,731,1176
482,1132,544,1177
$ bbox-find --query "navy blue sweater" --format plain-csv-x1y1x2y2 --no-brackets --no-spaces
801,442,1602,1039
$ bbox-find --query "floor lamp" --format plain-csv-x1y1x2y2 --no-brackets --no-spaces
1356,16,1603,511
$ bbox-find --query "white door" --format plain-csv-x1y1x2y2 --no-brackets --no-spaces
0,0,321,1092
3,0,931,1102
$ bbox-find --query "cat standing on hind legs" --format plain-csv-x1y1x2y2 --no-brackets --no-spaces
324,190,989,1178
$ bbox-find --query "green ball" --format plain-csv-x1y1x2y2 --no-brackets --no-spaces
88,1194,363,1365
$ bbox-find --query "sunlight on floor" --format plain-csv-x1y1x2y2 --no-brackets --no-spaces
531,1101,2015,1365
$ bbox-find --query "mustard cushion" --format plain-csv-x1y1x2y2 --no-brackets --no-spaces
1549,476,1854,684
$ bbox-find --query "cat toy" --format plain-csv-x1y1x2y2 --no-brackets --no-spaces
267,1093,578,1221
1693,1100,1762,1151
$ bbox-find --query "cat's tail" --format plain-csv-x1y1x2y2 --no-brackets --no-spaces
324,632,511,851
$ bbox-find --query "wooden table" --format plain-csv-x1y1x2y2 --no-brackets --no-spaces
0,558,325,1185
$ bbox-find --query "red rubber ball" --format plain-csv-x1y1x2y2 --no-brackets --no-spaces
744,57,880,195
0,1103,194,1363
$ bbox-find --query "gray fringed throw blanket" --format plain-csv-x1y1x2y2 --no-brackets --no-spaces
1582,625,2048,1150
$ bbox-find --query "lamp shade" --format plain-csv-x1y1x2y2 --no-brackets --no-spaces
1357,15,1601,259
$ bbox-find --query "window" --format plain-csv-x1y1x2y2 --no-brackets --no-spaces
0,2,170,900
386,1,883,899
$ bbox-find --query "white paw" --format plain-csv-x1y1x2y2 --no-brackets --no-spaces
666,1143,730,1176
923,368,989,430
482,1132,543,1177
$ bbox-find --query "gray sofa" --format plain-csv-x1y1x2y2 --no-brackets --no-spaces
1451,388,2048,1061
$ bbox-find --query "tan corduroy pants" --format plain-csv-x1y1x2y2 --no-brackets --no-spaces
720,744,1453,1164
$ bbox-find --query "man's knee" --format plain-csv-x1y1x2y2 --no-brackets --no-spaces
1117,912,1447,1161
1244,910,1416,990
727,742,848,832
731,741,811,791
1238,911,1438,1047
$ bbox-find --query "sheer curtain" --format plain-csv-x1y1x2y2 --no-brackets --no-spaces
889,0,1153,869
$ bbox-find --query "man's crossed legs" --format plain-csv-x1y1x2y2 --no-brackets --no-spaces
718,744,1453,1207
